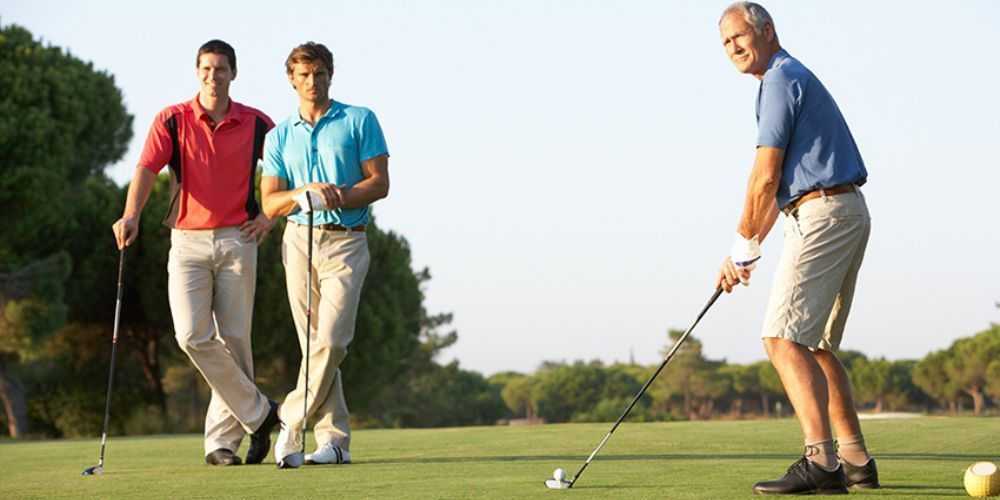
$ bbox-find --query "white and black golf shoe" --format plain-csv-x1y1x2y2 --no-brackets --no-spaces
304,443,351,465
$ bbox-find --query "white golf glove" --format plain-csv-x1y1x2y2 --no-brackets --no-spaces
292,191,329,214
730,234,761,286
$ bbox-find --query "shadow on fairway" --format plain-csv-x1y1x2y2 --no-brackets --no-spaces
363,451,996,465
879,484,966,493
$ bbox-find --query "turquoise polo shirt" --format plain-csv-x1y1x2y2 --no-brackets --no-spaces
261,101,388,226
756,49,867,209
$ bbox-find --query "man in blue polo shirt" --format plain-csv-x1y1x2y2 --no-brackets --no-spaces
716,3,877,495
260,42,389,469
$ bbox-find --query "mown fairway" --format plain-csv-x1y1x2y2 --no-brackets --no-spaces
1,417,997,498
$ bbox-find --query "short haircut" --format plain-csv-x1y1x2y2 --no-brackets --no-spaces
720,2,779,43
285,42,335,75
196,39,237,71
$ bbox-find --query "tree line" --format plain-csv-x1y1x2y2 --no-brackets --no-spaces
487,324,999,425
1,24,997,439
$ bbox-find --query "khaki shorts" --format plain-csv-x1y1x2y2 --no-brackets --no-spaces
762,190,871,351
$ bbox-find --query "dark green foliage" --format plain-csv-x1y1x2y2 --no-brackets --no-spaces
0,24,132,267
0,23,132,437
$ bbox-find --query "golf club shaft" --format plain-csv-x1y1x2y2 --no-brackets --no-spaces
97,248,127,468
303,202,314,454
569,287,724,487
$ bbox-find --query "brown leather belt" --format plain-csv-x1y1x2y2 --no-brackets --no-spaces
783,184,856,214
295,221,366,232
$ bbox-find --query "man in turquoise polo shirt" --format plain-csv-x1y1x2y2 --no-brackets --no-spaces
260,41,389,469
716,2,876,495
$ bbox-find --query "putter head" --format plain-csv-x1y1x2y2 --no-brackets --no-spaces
545,478,572,489
81,465,103,476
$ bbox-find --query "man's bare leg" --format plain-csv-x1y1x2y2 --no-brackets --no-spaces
814,349,871,465
764,337,837,469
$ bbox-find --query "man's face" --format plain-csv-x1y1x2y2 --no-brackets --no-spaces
197,53,235,99
288,63,331,103
719,12,775,77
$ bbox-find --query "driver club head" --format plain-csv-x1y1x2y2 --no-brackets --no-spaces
544,478,572,489
81,465,103,476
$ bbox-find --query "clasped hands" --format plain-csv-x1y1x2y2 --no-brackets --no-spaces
293,182,347,213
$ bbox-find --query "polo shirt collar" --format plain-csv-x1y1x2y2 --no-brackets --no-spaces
766,49,790,72
190,94,246,124
294,100,343,127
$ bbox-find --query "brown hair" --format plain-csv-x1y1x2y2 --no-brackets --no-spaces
196,39,237,71
285,42,334,75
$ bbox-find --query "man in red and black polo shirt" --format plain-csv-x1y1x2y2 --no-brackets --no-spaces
112,40,279,467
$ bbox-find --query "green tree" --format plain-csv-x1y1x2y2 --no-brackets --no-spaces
497,374,538,421
943,326,1000,414
913,350,963,413
531,360,645,423
0,24,132,436
649,331,727,420
849,357,919,413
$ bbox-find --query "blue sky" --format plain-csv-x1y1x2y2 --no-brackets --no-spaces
5,0,999,375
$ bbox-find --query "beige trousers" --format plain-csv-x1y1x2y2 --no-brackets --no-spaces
168,227,270,455
280,223,370,451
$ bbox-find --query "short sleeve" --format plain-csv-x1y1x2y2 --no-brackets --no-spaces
756,79,801,151
358,110,389,162
260,129,287,180
136,110,175,173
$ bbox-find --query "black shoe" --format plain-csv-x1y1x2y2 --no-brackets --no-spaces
246,399,280,464
206,448,242,466
841,457,880,489
752,457,848,495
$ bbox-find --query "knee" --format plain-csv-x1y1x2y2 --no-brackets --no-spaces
175,330,205,354
330,344,348,366
762,337,785,358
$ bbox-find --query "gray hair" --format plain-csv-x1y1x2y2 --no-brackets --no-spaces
720,2,779,43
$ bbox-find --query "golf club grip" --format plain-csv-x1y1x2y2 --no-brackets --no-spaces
571,287,723,487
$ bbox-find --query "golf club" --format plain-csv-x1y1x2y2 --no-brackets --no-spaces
545,287,724,489
303,194,314,456
82,248,127,476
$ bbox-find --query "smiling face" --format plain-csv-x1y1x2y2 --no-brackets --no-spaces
288,62,331,104
719,11,778,79
196,52,235,99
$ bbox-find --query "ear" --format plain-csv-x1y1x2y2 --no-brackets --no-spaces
231,67,238,81
288,72,296,89
765,22,775,42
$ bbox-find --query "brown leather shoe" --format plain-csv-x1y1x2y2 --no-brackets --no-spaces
752,457,848,495
841,458,880,489
206,448,242,466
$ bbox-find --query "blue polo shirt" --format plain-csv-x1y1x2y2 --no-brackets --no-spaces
261,101,388,226
756,49,867,209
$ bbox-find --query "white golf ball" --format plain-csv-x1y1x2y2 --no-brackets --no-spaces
553,468,567,482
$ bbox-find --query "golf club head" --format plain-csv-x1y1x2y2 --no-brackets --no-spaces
277,451,304,469
545,478,572,489
81,465,103,476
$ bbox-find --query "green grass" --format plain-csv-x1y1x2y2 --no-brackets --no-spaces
1,417,998,498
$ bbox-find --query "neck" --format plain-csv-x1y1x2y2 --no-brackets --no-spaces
753,44,782,80
199,93,231,122
299,97,332,125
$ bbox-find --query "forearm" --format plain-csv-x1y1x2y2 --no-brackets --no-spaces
261,179,305,219
756,200,780,243
340,177,389,209
122,168,157,219
341,155,389,209
737,146,783,239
